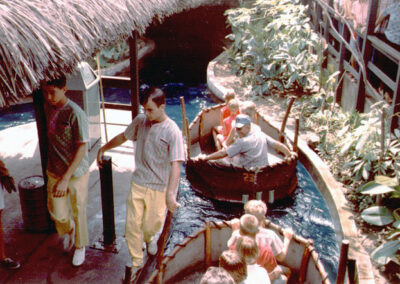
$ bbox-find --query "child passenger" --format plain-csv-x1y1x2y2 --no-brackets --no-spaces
235,235,270,284
229,200,293,283
214,99,240,150
200,266,235,284
219,250,247,283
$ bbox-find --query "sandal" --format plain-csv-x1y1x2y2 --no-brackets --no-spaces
0,258,21,270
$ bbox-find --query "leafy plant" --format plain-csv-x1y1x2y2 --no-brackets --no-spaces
225,0,323,96
358,176,400,266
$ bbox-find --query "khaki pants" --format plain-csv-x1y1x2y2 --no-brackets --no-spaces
126,181,166,267
46,171,89,248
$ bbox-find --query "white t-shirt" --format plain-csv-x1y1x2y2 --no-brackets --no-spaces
0,185,5,210
243,264,271,284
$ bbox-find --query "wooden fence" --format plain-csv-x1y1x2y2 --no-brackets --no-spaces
303,0,400,131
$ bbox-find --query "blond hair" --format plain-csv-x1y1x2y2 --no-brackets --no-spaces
227,99,239,112
240,101,257,120
224,92,236,103
235,235,259,264
244,199,267,224
219,250,247,283
239,214,259,238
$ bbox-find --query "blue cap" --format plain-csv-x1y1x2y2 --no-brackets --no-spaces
233,114,251,128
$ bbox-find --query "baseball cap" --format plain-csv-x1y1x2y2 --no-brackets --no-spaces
233,114,251,128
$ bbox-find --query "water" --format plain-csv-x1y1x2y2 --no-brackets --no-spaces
0,83,339,281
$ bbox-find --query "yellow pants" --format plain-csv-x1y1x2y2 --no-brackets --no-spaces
126,182,166,267
46,171,89,248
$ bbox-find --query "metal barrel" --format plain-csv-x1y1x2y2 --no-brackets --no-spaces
18,176,51,232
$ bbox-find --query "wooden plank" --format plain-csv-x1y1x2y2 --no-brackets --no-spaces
343,61,359,78
367,62,396,91
101,75,131,89
328,45,339,59
368,35,400,63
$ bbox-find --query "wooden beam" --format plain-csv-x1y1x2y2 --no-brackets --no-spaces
129,31,140,120
356,0,379,112
336,23,351,104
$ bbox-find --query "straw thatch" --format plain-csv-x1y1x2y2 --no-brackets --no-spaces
0,0,235,108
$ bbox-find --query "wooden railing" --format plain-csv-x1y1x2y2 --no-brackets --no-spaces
303,0,400,131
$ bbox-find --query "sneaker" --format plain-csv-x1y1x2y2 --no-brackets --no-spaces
146,238,158,256
63,229,75,251
72,247,85,266
0,258,21,270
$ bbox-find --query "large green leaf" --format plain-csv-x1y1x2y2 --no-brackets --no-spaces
371,240,400,265
360,183,395,195
361,206,394,226
375,175,399,187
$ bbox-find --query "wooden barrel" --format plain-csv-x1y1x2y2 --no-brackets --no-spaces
18,176,51,232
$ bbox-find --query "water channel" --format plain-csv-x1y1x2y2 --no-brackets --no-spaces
0,82,339,282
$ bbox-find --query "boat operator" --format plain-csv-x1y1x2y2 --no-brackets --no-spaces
197,114,296,169
96,87,185,280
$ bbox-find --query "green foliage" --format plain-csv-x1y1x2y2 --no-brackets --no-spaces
360,206,394,226
371,240,400,266
225,0,323,95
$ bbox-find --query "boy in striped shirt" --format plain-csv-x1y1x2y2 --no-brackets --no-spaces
97,87,184,278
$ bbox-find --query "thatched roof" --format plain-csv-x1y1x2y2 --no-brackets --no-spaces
0,0,233,108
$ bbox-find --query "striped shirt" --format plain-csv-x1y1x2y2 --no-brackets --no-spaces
46,99,89,178
124,114,185,192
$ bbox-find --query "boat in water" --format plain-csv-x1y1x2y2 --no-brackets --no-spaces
184,103,298,204
144,219,330,283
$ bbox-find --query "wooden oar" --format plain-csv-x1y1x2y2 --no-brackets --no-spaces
133,210,174,284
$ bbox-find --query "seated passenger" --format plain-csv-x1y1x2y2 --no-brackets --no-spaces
220,92,239,124
230,201,293,283
228,214,281,282
225,101,260,148
200,115,296,169
235,235,270,284
200,266,235,284
219,250,247,283
213,99,240,150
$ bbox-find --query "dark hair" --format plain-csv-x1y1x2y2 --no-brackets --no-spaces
140,87,165,107
219,250,247,283
200,266,235,284
45,74,67,88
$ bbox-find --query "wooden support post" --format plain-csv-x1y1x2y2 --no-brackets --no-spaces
336,240,350,284
293,119,299,153
335,22,351,104
356,0,378,112
180,97,191,158
180,97,187,137
99,156,116,244
129,30,140,120
32,89,48,180
279,97,295,143
391,63,400,132
205,222,212,268
298,240,313,283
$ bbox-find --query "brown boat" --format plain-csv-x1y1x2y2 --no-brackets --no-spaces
145,220,330,283
184,103,298,204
